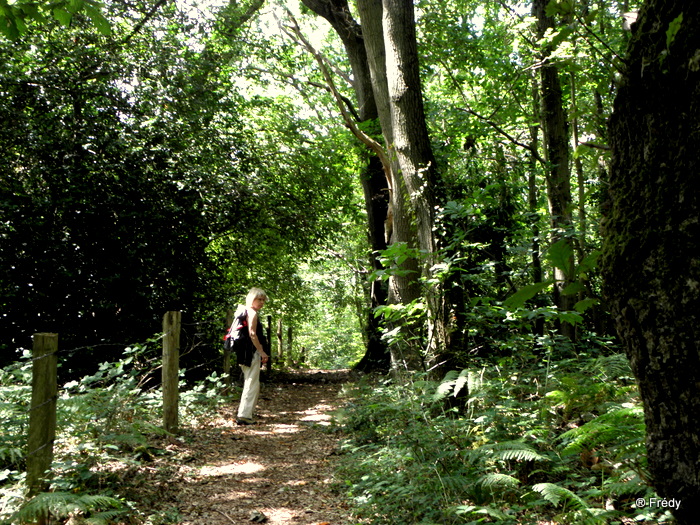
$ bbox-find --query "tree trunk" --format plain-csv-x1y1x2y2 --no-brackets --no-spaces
532,0,577,339
355,0,423,372
603,3,700,523
301,0,391,371
355,0,421,308
356,0,447,371
382,0,441,258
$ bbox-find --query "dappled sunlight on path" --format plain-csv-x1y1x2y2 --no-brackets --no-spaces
173,373,353,525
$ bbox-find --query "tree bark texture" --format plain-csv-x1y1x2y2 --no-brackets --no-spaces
356,0,423,372
382,0,442,259
356,0,448,371
356,0,422,310
603,3,700,523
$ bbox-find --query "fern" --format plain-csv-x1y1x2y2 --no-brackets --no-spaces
0,446,23,468
532,482,590,511
473,440,549,463
433,369,471,402
590,353,633,381
559,406,644,456
84,508,129,525
531,483,618,524
478,472,520,489
466,369,483,398
11,492,126,524
451,503,513,521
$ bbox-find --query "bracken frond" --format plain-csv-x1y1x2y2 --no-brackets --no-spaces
11,491,125,524
474,440,549,463
532,482,590,511
478,472,521,488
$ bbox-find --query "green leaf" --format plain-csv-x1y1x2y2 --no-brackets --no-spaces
575,250,600,276
546,238,574,275
478,473,520,488
545,0,574,17
68,0,84,14
504,281,552,309
666,13,683,49
549,23,575,50
561,281,585,296
52,7,72,26
532,482,590,510
574,298,598,313
84,3,111,36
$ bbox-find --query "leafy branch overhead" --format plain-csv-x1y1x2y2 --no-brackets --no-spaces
0,0,111,39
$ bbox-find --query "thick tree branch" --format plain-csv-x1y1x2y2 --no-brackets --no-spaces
282,10,393,191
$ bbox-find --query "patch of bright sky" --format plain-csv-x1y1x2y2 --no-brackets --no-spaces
234,0,341,134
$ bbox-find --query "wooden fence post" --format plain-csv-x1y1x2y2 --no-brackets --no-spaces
162,311,181,433
266,315,272,370
27,333,58,499
277,318,283,367
223,309,233,389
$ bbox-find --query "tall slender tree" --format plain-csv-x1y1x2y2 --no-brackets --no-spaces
532,0,577,339
355,0,446,370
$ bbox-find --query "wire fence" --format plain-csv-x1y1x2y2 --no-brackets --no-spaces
9,310,292,494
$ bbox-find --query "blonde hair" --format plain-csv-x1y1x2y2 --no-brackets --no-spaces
245,287,269,307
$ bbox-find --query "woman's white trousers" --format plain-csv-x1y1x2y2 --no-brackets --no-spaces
237,352,261,419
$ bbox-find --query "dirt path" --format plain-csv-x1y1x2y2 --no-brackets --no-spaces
170,371,355,525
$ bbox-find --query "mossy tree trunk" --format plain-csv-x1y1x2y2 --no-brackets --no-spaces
603,3,700,522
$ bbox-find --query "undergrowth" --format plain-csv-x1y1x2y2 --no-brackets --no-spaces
335,350,673,524
0,342,236,525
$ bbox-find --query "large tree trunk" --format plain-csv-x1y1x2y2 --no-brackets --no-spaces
382,0,441,259
383,0,447,366
300,0,391,371
356,0,423,372
355,0,421,308
356,0,446,371
532,0,577,339
603,2,700,523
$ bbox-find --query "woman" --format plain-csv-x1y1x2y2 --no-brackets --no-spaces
235,287,270,425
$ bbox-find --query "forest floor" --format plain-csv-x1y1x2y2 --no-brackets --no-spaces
143,369,356,525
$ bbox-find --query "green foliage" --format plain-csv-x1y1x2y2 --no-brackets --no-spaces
1,0,363,375
0,343,238,524
12,492,125,525
336,350,666,524
0,0,111,40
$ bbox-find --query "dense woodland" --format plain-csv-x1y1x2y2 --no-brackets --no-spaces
1,0,699,523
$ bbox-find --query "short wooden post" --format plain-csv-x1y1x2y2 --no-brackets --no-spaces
162,311,181,433
223,309,234,388
27,333,58,498
266,315,272,370
277,318,284,367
